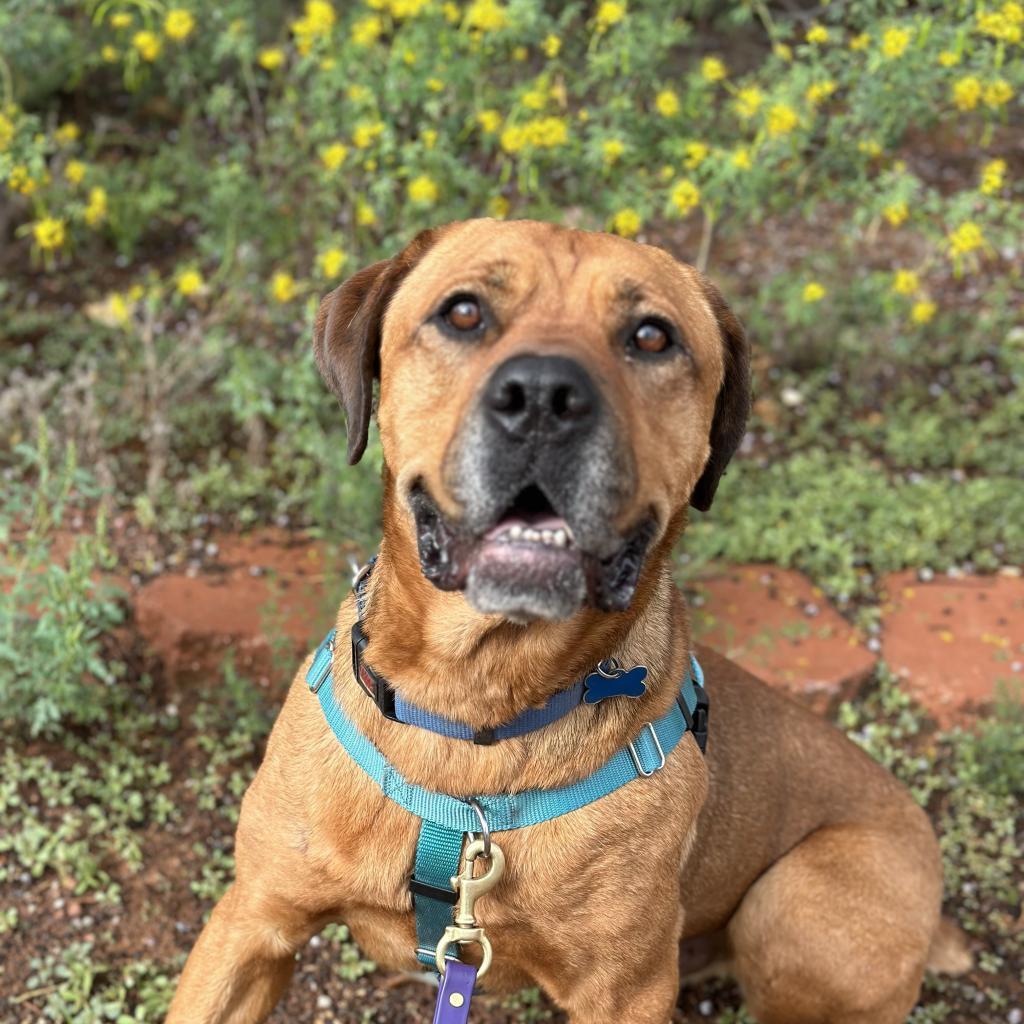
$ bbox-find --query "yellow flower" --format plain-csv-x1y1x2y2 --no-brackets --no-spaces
802,282,826,303
356,200,377,226
421,128,438,149
84,186,108,226
101,45,119,62
773,43,793,61
291,0,336,52
270,271,298,303
347,84,370,102
849,32,871,50
488,195,510,219
408,175,439,205
882,201,909,227
910,300,937,325
655,89,680,117
976,5,1024,42
669,178,700,216
980,158,1007,195
110,12,133,29
543,34,561,58
477,109,502,134
701,56,727,82
602,139,626,164
442,1,460,23
594,2,626,32
731,147,752,170
805,81,837,106
983,79,1013,108
316,247,347,278
33,217,66,251
947,221,985,257
805,24,829,44
351,15,383,45
683,141,709,169
0,112,13,151
465,0,509,32
891,269,919,295
176,269,203,296
522,88,547,110
64,160,87,185
133,30,162,61
610,208,641,237
258,47,285,70
659,164,674,181
937,50,960,67
880,26,912,58
426,78,444,93
402,48,417,65
734,86,763,119
164,9,195,40
952,76,982,111
767,103,799,136
109,292,133,326
500,116,568,153
512,45,528,61
858,139,882,157
320,142,349,171
8,165,37,195
353,121,384,148
55,122,80,145
389,0,429,17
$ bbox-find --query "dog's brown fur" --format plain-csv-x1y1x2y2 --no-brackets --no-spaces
169,221,964,1024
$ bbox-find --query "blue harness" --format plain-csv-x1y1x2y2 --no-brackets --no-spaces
308,563,709,970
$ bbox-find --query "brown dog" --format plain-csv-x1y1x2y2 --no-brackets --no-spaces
168,220,964,1023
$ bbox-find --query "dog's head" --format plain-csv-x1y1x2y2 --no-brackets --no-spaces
315,220,750,623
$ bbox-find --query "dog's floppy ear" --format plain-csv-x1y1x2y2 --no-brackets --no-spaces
689,277,752,512
313,227,442,464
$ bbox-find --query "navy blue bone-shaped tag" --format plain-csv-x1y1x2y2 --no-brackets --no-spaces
583,665,648,704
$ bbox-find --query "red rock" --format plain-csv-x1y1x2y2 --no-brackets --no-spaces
690,564,877,714
134,533,350,686
879,569,1024,726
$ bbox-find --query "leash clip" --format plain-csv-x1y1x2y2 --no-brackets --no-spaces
627,722,666,777
434,838,505,978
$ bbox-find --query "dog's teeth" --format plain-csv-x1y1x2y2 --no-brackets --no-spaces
553,529,568,547
523,528,540,543
540,530,554,545
508,525,523,540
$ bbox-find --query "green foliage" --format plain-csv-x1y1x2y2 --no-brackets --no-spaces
0,424,125,736
951,685,1024,797
23,940,176,1023
687,450,1024,601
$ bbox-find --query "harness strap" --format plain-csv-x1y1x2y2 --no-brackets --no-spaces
412,820,464,966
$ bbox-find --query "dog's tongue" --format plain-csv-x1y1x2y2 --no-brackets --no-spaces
483,514,568,541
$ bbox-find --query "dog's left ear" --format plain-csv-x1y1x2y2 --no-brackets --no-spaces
313,227,442,464
689,277,752,512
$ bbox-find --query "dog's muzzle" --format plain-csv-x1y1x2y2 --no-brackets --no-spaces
409,353,656,622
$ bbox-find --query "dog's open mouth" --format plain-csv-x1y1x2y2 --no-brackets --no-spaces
408,482,655,622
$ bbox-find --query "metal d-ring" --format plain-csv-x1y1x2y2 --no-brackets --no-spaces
595,657,623,679
350,558,372,592
466,798,491,858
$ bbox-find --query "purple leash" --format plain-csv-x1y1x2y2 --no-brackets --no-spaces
432,960,478,1023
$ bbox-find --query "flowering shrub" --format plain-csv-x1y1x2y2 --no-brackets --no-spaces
0,0,1021,594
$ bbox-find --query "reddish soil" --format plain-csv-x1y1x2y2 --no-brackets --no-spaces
689,564,877,714
879,569,1024,727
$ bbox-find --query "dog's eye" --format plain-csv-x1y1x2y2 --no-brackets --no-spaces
631,320,673,355
443,296,483,332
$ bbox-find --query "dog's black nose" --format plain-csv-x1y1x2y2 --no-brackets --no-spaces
483,355,598,441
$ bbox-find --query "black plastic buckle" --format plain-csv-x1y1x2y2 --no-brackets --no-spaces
350,621,399,722
409,877,458,906
679,683,710,755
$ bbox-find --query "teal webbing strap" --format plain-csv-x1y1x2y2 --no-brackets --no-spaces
412,820,464,966
309,645,702,831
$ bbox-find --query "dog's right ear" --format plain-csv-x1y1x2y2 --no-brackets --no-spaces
313,227,441,464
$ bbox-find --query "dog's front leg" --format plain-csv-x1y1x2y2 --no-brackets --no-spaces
167,882,315,1024
557,950,680,1024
